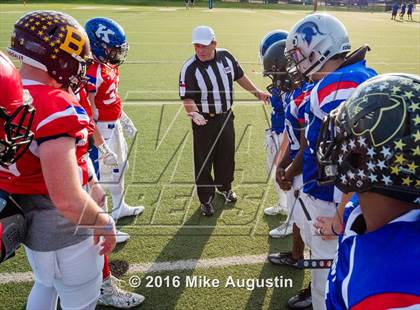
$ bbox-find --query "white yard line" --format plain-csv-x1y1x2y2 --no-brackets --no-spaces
0,272,34,284
128,254,268,273
0,254,268,284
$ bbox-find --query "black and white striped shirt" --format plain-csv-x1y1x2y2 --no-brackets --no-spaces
179,48,244,114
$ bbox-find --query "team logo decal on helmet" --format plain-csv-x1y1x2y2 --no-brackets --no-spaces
346,92,406,147
8,10,92,90
95,24,115,44
295,22,325,47
317,73,420,204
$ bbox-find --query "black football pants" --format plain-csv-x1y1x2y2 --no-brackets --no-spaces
192,111,235,204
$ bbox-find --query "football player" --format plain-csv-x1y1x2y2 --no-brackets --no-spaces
76,86,145,308
0,51,34,264
391,2,399,20
259,30,290,220
284,13,377,310
318,73,420,309
5,10,117,309
262,40,317,308
84,17,144,225
261,39,314,309
400,2,407,20
407,1,414,21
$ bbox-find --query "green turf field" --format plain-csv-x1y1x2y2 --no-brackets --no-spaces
0,2,419,309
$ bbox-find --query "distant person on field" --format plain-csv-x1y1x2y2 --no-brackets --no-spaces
407,1,414,20
400,2,407,19
391,2,399,20
185,0,192,9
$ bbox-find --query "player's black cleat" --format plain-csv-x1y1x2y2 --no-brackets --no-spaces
268,252,303,270
287,283,312,309
200,202,215,216
218,190,238,203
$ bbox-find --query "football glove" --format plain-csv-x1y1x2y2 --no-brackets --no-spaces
120,112,137,139
97,143,118,168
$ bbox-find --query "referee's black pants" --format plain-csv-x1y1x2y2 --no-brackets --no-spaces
192,111,235,204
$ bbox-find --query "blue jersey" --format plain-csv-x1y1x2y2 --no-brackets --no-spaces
392,3,399,12
342,194,359,226
284,83,313,160
326,203,420,310
269,88,287,134
302,60,377,202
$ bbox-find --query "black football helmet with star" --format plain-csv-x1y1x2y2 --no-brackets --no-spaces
317,73,420,205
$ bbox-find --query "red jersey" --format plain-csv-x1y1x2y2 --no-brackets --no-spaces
86,61,121,122
75,86,95,136
0,81,90,194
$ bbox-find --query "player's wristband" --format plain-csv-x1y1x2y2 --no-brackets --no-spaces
97,143,111,156
87,158,95,182
101,215,115,233
331,222,341,236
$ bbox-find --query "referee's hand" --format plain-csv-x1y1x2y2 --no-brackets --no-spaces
187,111,208,126
255,90,270,104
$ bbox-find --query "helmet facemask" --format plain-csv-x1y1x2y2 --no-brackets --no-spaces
105,42,129,67
67,56,93,94
0,102,35,166
265,71,294,95
317,107,343,186
317,105,382,194
285,47,307,88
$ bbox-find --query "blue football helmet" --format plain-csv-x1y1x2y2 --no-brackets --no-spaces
259,29,288,61
85,17,129,67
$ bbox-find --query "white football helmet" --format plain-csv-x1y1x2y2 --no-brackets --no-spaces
285,13,351,83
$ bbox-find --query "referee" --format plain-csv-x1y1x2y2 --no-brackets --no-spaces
179,25,269,216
